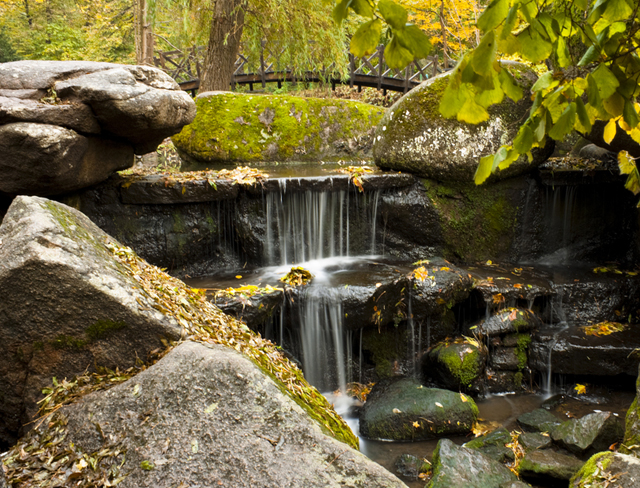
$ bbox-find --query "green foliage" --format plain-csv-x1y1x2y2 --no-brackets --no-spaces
432,0,640,187
328,0,433,69
0,28,18,62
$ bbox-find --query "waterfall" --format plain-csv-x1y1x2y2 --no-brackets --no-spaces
264,186,382,265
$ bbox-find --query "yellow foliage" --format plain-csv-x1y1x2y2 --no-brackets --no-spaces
583,321,627,337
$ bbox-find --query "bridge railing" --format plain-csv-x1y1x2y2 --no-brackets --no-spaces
154,42,441,94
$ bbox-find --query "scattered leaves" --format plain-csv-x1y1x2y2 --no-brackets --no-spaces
583,321,627,337
279,267,314,286
335,166,374,192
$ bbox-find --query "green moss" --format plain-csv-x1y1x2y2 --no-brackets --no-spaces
362,326,407,378
86,320,127,340
51,334,86,351
421,179,519,262
435,343,482,387
173,212,185,233
569,451,614,487
512,333,531,370
172,93,384,164
621,396,640,453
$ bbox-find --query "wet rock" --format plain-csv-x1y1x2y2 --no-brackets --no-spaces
499,483,532,488
373,62,552,182
119,174,239,204
0,122,133,196
479,309,541,337
518,409,563,433
428,438,518,488
464,428,515,463
410,262,474,319
551,411,624,457
0,469,6,488
395,453,430,480
0,196,183,446
173,92,384,164
485,370,526,393
360,377,478,441
4,341,407,488
529,323,640,377
520,432,553,451
212,287,283,330
519,450,584,485
570,452,640,487
423,339,486,393
491,347,521,371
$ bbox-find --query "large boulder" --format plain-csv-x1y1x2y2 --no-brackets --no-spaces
519,450,584,485
2,341,408,488
172,91,384,164
373,62,553,182
427,438,519,488
0,196,183,446
0,61,195,196
359,377,478,441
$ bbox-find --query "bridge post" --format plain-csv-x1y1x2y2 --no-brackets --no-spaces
349,54,355,89
377,45,383,90
260,40,267,89
404,65,410,93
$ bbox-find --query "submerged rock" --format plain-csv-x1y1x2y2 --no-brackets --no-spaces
551,411,624,457
0,196,182,446
570,451,640,487
395,453,430,480
3,341,408,488
519,450,584,484
519,432,553,451
360,377,478,441
172,92,384,164
0,60,195,196
373,62,552,182
427,438,518,488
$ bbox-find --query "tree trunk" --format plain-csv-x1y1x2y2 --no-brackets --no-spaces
200,0,245,92
439,1,449,70
135,0,154,65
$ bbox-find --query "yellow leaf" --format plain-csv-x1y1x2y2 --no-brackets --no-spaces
574,384,587,395
413,421,420,428
460,393,468,402
604,118,617,144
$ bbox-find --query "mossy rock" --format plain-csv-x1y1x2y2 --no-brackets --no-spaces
517,409,562,433
427,438,518,488
519,450,584,484
360,377,478,441
464,427,515,463
424,339,486,393
373,61,553,182
551,411,624,457
420,177,526,263
172,91,384,164
621,364,640,454
570,452,640,487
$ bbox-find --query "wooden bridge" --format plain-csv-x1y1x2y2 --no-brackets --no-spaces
153,42,442,95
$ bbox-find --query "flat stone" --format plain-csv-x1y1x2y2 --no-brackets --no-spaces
519,450,584,483
518,409,562,433
0,122,133,196
479,309,541,337
428,438,518,488
520,432,553,451
551,411,624,456
119,174,239,204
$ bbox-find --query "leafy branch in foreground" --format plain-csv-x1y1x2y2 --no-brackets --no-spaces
328,0,433,68
435,0,640,186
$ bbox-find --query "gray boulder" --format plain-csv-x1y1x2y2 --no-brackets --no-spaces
2,341,408,488
427,438,518,488
373,62,553,182
551,411,624,457
0,196,183,446
0,122,133,196
519,432,553,451
517,409,562,433
464,427,515,463
360,377,478,441
519,450,584,484
570,452,640,487
0,60,196,196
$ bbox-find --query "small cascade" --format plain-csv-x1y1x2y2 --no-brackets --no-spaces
264,186,382,265
541,185,578,264
296,286,349,393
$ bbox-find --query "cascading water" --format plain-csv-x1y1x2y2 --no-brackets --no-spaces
264,185,381,265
